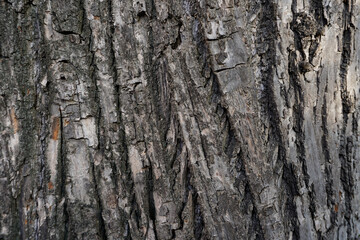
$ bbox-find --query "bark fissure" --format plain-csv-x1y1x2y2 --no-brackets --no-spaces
259,1,300,238
339,0,354,237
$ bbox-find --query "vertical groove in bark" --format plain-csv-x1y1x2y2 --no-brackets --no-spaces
108,1,133,238
339,0,354,237
210,68,264,239
258,0,300,238
87,9,107,240
238,151,265,240
289,4,322,238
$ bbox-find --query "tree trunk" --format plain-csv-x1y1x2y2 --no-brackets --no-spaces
1,0,359,239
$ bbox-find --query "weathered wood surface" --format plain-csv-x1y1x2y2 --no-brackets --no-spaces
1,0,360,239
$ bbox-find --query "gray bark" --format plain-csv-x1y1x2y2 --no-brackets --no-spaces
1,0,360,239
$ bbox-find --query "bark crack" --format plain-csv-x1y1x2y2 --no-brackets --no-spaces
339,0,355,237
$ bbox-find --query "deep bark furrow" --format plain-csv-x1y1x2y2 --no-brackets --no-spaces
259,1,300,238
339,0,354,237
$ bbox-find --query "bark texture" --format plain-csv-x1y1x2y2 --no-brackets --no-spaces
1,0,360,239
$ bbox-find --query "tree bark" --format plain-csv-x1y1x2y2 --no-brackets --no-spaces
1,0,360,239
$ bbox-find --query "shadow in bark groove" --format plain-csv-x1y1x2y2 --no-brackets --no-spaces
258,0,300,238
339,0,355,237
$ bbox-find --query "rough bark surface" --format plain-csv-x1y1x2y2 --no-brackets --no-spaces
1,0,360,239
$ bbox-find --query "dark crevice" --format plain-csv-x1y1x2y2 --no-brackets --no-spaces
141,5,170,238
236,151,265,239
308,40,320,64
3,0,12,6
190,2,211,79
170,134,183,170
308,184,322,239
89,43,106,237
289,1,334,237
293,3,326,65
147,159,158,240
56,30,80,36
113,61,132,239
134,203,141,230
287,32,309,240
181,62,212,177
257,0,281,155
288,49,310,186
157,59,173,147
171,21,183,50
309,0,328,27
57,59,70,64
209,62,264,239
224,116,237,158
210,72,221,104
181,153,205,239
130,200,141,239
338,0,354,237
214,63,246,73
107,0,127,204
282,161,300,240
183,150,204,239
193,193,204,240
178,149,205,239
258,0,300,238
146,9,173,150
250,204,265,240
85,6,108,239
